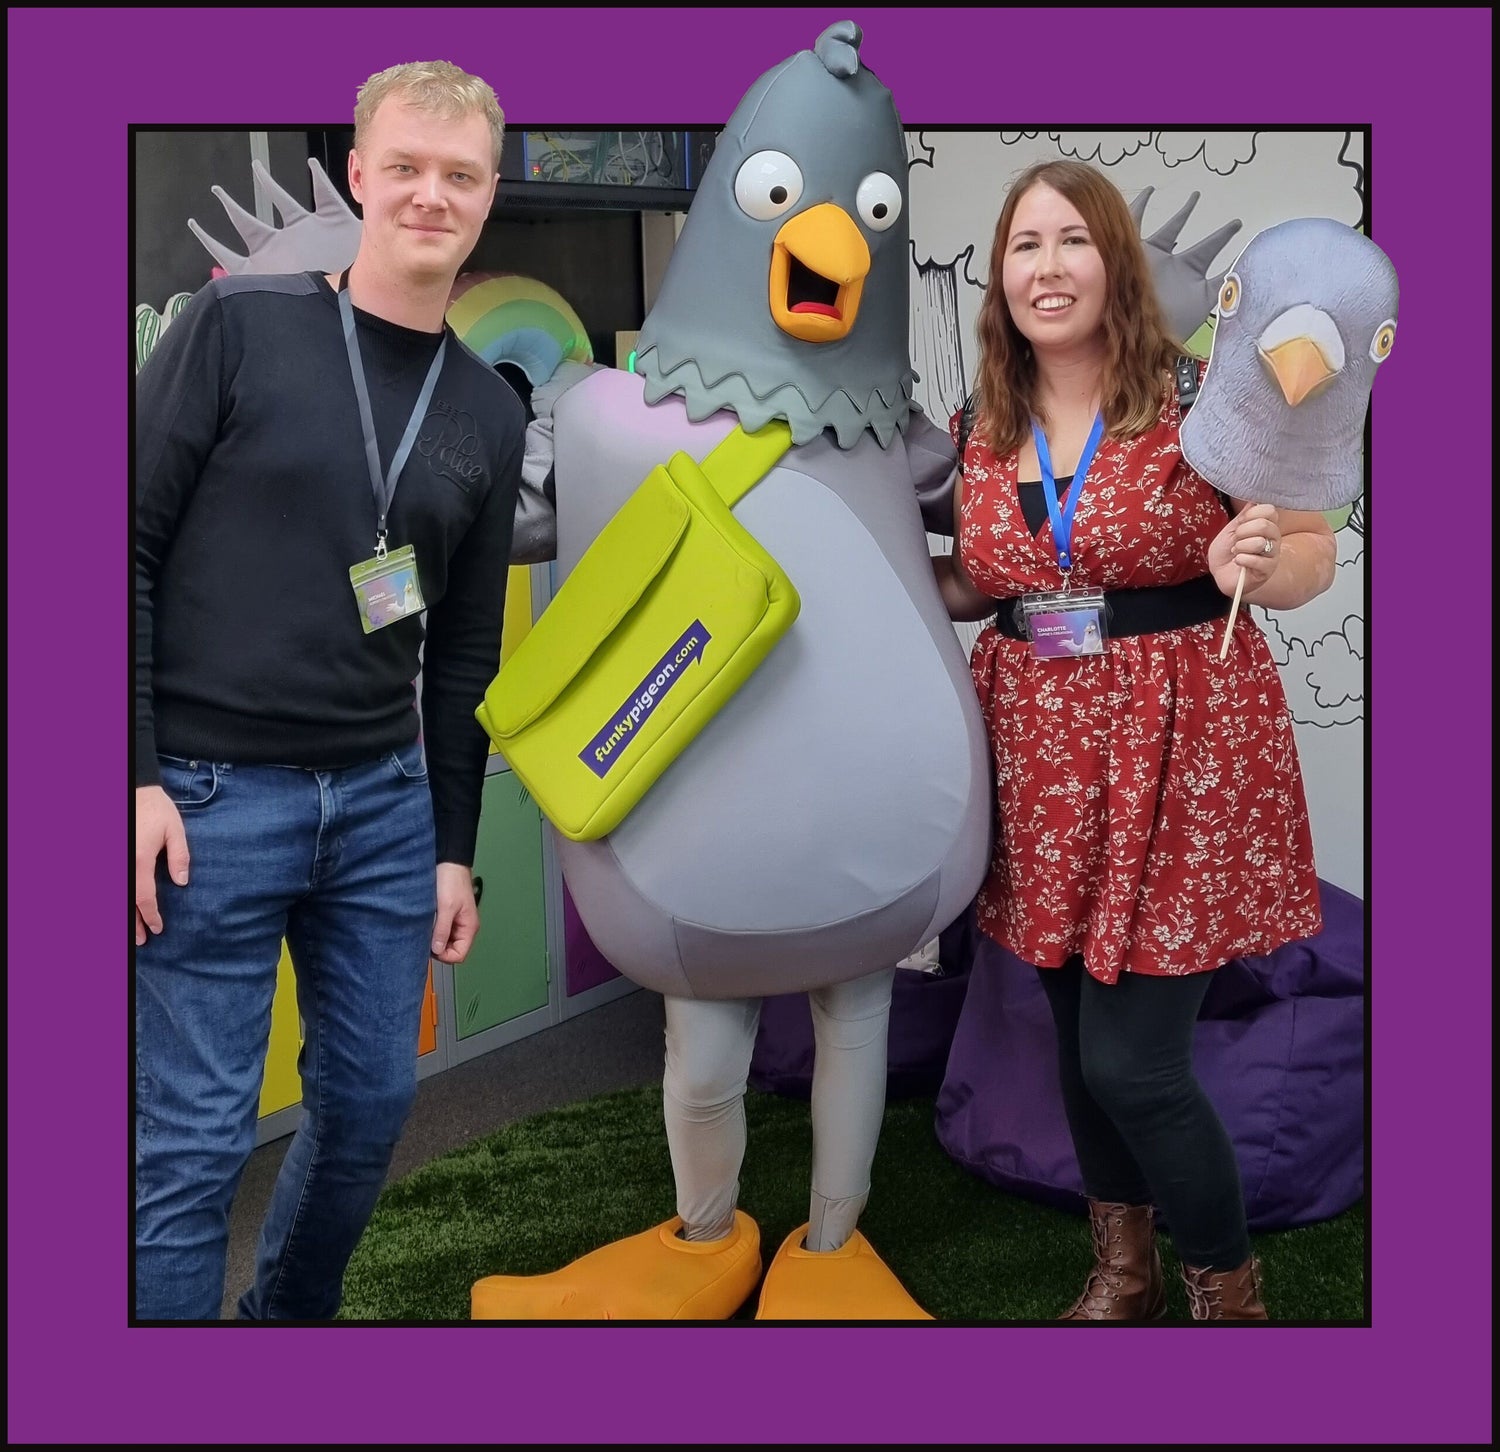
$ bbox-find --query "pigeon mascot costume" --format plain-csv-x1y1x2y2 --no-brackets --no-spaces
470,21,990,1321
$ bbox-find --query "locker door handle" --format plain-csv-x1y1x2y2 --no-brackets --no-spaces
472,875,484,906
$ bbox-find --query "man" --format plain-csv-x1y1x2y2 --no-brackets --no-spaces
134,60,523,1319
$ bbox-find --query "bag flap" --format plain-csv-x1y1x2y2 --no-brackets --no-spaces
665,450,792,595
480,466,690,737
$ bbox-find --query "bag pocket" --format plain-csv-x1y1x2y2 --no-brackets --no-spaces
480,465,691,739
477,453,798,841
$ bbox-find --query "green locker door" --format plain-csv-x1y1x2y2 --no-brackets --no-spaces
453,771,550,1038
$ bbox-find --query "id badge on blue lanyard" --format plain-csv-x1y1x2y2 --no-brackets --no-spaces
340,286,447,633
1017,411,1110,658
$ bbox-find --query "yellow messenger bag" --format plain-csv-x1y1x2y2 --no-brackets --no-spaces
475,421,797,842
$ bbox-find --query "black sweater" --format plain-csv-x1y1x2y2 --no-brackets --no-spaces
135,272,524,865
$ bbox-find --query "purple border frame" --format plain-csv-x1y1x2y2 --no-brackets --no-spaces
8,6,1490,1444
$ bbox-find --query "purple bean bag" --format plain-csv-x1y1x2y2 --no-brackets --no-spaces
749,912,978,1099
934,879,1365,1230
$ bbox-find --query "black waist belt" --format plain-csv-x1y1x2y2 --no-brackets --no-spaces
992,574,1231,641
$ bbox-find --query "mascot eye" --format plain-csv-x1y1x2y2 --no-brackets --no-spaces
734,151,805,221
855,172,903,232
1217,273,1241,318
1369,318,1396,363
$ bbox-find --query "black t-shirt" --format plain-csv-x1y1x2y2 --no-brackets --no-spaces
135,271,526,865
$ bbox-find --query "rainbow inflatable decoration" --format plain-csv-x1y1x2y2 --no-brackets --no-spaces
446,272,595,384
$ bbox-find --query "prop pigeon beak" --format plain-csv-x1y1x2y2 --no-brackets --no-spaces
768,203,870,343
1257,303,1344,407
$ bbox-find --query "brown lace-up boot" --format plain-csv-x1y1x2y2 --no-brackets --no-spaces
1059,1199,1167,1320
1179,1257,1269,1320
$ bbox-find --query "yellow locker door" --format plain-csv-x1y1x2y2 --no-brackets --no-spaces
258,944,301,1117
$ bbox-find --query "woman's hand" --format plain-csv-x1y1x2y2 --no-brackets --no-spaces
1209,502,1281,597
1209,500,1337,610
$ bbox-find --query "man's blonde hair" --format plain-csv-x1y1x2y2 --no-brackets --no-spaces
354,60,505,174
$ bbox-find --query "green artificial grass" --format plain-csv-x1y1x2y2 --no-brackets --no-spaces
340,1085,1366,1323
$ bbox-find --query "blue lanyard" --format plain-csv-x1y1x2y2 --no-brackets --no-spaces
340,286,447,558
1032,411,1105,575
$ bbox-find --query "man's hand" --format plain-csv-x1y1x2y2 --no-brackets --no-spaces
135,785,189,946
432,861,481,964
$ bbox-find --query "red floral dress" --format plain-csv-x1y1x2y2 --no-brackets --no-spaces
952,384,1322,983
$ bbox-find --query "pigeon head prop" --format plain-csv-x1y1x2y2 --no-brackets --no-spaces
1180,216,1398,511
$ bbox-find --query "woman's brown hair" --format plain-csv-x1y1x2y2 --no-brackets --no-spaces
972,159,1181,456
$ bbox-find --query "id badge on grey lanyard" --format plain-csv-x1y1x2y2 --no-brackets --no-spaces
340,285,446,632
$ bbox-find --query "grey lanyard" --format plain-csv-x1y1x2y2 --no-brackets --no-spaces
339,286,447,558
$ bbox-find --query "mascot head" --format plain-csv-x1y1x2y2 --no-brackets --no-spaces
634,21,915,449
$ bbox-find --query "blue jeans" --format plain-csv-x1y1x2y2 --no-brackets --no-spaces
134,741,437,1320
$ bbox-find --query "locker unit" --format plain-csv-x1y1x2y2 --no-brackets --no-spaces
449,770,551,1052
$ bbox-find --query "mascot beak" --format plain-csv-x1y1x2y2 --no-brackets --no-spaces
1257,305,1343,407
768,203,870,343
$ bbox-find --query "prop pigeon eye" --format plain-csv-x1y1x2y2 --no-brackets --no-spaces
855,172,902,232
1369,318,1396,363
734,151,805,221
1217,273,1241,318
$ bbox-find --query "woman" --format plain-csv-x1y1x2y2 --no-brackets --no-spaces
935,160,1335,1321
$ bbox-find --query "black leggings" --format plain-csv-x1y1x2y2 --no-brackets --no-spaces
1037,957,1251,1270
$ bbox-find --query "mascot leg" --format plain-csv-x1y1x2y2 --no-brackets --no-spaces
756,967,934,1320
805,967,891,1252
470,995,763,1320
662,995,762,1240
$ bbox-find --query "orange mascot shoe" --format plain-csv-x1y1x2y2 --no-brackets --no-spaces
754,1223,934,1321
471,1210,761,1320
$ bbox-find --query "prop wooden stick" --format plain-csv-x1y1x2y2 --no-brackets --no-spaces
1218,566,1245,660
